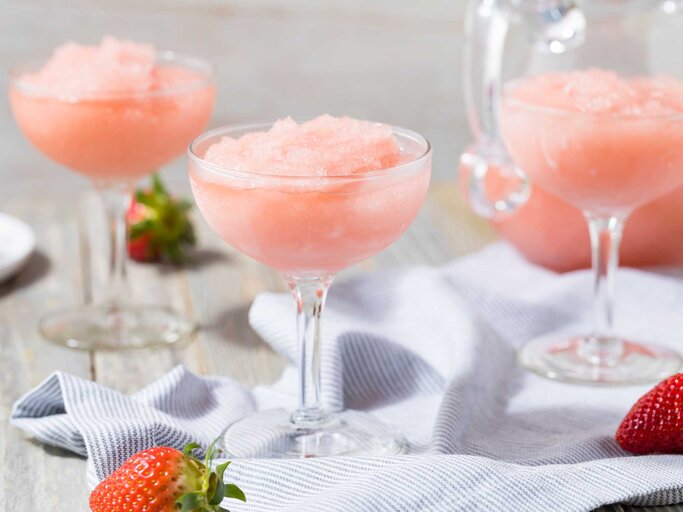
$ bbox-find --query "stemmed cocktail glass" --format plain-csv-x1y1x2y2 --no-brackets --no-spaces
189,120,431,457
9,45,215,350
463,0,683,384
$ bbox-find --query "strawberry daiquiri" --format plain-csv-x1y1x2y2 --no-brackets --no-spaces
10,36,214,180
190,116,430,276
8,37,215,350
189,116,431,458
501,69,683,215
499,69,683,384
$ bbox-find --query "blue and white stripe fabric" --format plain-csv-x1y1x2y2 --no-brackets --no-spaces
11,244,683,511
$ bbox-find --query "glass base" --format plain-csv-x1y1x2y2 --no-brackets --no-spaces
519,335,682,385
221,409,406,458
39,303,195,351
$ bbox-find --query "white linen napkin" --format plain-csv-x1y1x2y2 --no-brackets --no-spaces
12,243,683,511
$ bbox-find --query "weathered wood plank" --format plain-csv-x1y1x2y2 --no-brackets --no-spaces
19,0,467,27
0,195,92,511
75,192,205,393
427,183,498,257
182,213,286,386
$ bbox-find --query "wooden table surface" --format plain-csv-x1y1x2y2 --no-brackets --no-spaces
0,183,681,512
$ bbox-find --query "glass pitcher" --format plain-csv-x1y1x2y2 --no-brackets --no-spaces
461,0,683,384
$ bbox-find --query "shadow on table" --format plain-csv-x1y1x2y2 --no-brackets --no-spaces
28,438,84,460
0,250,51,298
209,303,271,350
158,247,232,275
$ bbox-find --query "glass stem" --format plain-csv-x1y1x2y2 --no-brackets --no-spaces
285,274,334,429
93,179,135,307
580,213,627,366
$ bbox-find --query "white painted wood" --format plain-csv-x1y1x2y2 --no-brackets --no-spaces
0,194,92,511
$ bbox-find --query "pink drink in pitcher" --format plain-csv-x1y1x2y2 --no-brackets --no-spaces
459,161,683,272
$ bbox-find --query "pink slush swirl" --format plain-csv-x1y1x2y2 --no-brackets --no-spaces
20,36,157,97
203,115,404,177
190,116,431,276
501,69,683,215
10,37,215,179
505,69,683,117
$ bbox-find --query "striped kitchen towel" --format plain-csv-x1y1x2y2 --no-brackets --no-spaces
11,243,683,511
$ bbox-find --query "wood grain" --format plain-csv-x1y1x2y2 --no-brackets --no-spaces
0,196,92,511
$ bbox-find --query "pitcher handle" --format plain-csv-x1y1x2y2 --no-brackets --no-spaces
461,0,529,219
461,0,585,219
460,142,530,218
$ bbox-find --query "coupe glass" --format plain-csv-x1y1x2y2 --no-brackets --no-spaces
189,121,432,457
463,0,683,384
9,52,215,350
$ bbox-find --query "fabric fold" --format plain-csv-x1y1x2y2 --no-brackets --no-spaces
11,243,683,511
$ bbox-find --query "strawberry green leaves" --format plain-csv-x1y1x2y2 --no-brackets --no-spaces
183,442,203,461
225,484,246,503
175,442,246,512
127,173,196,263
177,492,207,511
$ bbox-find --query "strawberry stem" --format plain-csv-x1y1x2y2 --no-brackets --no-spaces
176,441,245,511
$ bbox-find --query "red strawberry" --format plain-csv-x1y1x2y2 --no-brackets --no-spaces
89,443,246,512
126,229,160,263
615,373,683,455
127,173,196,263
